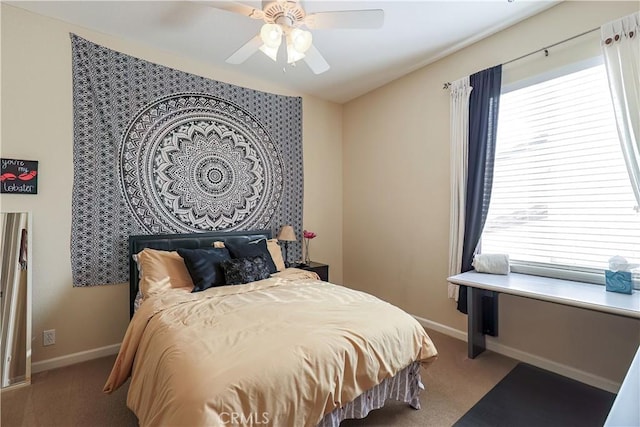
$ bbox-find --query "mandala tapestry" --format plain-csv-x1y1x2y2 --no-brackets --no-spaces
70,34,303,286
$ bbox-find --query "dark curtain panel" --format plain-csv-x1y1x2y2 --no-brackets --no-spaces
457,65,502,314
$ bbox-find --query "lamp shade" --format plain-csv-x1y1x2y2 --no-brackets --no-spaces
259,44,279,61
286,42,306,64
259,23,282,61
290,28,312,53
286,29,312,64
260,23,283,48
277,225,296,242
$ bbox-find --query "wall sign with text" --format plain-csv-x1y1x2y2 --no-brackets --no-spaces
1,158,38,194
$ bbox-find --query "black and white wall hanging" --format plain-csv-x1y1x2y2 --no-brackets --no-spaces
70,34,303,286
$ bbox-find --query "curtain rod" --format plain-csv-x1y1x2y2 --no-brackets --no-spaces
443,26,600,89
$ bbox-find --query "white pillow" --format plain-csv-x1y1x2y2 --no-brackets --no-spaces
266,239,286,272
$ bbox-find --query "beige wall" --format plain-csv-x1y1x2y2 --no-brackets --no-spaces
0,4,343,363
343,1,640,386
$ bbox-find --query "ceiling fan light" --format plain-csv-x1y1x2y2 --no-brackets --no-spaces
289,28,313,53
286,43,306,64
260,23,283,48
259,44,280,61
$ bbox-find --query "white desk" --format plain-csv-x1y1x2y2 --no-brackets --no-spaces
604,345,640,426
447,272,640,358
448,271,640,425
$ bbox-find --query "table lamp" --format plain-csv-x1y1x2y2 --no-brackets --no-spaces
277,225,297,267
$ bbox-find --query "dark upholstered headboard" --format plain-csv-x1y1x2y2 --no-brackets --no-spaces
128,230,272,318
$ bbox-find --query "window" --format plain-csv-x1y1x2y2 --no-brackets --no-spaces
481,60,640,284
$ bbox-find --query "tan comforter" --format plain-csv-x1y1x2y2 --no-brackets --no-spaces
104,270,438,426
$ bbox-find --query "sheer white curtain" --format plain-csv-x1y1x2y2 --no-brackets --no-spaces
448,78,473,300
601,12,640,206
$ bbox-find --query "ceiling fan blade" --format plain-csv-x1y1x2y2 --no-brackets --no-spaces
226,35,262,64
303,45,330,75
305,9,384,30
205,1,264,19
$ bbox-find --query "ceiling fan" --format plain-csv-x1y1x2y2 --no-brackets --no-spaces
210,0,384,74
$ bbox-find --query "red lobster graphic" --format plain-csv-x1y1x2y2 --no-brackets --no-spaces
0,171,37,182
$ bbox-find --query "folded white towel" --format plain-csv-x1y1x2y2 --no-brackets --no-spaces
472,254,510,275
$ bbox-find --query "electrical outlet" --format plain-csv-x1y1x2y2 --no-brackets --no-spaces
43,329,55,346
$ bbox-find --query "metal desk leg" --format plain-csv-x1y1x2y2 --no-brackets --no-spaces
467,286,486,358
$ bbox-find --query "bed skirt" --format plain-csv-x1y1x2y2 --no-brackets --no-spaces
317,361,424,427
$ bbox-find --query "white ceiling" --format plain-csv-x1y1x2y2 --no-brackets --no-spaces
8,0,559,103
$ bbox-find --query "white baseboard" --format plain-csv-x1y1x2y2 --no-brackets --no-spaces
412,315,620,393
413,315,468,342
32,343,121,374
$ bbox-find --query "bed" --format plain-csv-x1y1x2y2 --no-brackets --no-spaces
104,230,438,426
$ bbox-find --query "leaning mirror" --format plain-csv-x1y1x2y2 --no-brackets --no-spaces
0,212,32,389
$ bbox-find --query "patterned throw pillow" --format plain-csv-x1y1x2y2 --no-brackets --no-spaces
225,238,278,274
221,255,272,285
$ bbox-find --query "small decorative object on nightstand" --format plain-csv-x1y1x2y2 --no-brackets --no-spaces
303,229,317,264
298,261,329,282
277,225,296,267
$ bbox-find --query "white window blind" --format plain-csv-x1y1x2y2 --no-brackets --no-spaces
481,62,640,283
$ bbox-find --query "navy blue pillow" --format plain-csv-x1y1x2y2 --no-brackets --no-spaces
225,238,277,274
177,247,231,292
220,255,272,285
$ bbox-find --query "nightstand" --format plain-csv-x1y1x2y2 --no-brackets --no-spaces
296,261,329,282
